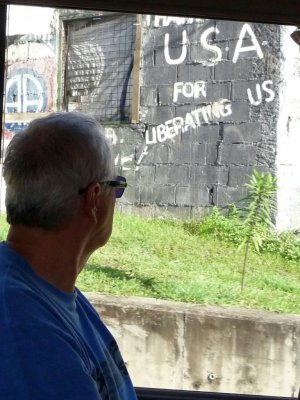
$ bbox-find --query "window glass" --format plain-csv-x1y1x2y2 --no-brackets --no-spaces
2,6,300,397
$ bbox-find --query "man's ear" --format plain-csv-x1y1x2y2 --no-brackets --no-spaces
82,183,101,222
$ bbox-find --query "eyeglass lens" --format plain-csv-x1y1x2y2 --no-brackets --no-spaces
115,175,126,199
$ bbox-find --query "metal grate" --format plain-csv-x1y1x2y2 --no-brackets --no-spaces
65,14,136,121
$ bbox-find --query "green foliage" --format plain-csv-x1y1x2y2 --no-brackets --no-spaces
184,206,245,245
239,170,277,292
186,205,300,262
263,231,300,261
240,170,277,252
200,207,236,237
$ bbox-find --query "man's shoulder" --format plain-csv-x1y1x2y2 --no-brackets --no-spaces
0,280,53,325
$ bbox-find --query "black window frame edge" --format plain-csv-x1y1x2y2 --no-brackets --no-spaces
1,0,300,25
135,386,295,400
0,1,299,398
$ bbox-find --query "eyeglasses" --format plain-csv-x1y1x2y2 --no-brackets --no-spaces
103,175,127,198
78,175,127,199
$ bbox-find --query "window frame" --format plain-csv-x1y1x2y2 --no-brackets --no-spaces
0,0,299,396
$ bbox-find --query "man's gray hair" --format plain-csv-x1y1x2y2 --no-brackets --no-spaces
3,112,114,230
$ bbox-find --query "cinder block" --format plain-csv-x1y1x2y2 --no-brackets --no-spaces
142,66,177,85
119,183,139,204
141,86,157,106
176,185,209,206
175,105,196,119
226,101,250,123
178,64,212,82
232,80,255,101
168,143,206,164
143,28,156,50
214,20,244,40
190,44,214,64
228,165,269,187
148,106,176,124
142,144,169,164
180,130,197,144
153,185,176,205
155,165,189,184
117,126,144,146
153,44,166,66
185,19,212,44
223,123,261,144
191,165,228,185
152,204,191,219
204,82,232,102
220,144,257,165
142,50,155,67
214,185,248,207
206,143,218,164
195,125,219,144
139,184,154,203
154,25,181,47
135,165,156,184
158,85,174,105
214,60,253,81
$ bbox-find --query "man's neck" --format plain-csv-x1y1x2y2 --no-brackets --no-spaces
6,224,89,293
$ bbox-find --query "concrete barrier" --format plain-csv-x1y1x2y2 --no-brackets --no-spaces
86,293,300,397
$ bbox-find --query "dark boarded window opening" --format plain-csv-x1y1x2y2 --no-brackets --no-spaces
64,14,136,122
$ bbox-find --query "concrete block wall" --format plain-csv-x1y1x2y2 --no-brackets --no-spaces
87,293,300,397
63,15,283,221
119,17,281,219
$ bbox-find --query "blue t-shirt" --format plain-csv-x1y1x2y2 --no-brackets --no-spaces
0,242,137,400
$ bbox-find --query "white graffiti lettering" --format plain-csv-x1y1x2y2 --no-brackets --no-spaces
114,154,134,170
104,127,133,170
104,127,118,145
163,22,263,66
146,15,199,27
247,80,275,105
232,23,263,63
164,30,188,65
146,99,232,144
262,80,275,102
135,145,149,171
200,27,222,64
173,81,206,102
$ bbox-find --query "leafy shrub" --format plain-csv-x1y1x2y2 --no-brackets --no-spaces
184,207,245,245
263,231,300,260
184,207,300,261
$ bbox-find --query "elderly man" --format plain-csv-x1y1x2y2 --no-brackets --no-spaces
0,112,135,400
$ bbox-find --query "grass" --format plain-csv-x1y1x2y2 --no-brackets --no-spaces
0,212,299,314
77,213,300,315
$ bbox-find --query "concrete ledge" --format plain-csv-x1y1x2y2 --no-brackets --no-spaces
85,293,300,397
